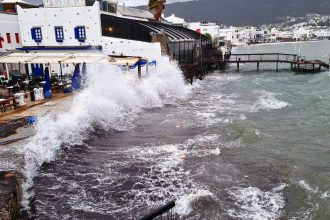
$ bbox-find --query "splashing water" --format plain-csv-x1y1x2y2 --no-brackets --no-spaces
20,58,189,208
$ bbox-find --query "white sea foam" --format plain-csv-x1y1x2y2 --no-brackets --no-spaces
256,91,290,110
175,189,214,216
228,184,287,220
299,180,319,194
19,57,189,208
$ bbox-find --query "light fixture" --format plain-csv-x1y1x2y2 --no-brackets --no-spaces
108,27,113,32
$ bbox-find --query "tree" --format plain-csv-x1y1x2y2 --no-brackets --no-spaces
204,33,212,42
148,0,166,22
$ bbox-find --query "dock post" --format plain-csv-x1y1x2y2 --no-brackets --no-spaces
236,62,239,72
138,59,142,78
257,62,259,71
276,62,279,72
290,63,293,71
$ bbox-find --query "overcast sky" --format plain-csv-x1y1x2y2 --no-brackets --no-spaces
117,0,194,6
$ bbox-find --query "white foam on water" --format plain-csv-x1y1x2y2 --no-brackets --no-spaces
227,184,287,220
94,143,214,217
299,180,319,194
175,189,214,216
255,90,290,111
19,57,189,208
320,192,330,199
209,147,221,156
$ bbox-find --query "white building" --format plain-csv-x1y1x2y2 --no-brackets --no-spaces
165,13,188,27
0,0,37,75
314,29,330,40
188,21,220,41
292,27,313,40
0,0,35,53
17,0,162,59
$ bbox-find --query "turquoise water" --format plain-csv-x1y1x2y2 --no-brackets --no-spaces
27,41,330,219
223,41,330,219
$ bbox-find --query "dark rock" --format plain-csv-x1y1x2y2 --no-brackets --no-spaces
0,171,22,220
0,117,28,139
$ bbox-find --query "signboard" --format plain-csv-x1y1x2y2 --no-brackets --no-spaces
43,0,86,8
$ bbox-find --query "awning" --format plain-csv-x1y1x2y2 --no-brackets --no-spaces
0,52,146,66
109,56,141,66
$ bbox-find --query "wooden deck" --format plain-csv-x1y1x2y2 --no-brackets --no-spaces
205,53,330,72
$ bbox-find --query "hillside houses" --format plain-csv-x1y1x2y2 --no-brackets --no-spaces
163,14,330,46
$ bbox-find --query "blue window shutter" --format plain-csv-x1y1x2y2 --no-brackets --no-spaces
74,27,79,40
74,26,86,42
31,28,36,40
55,27,64,42
31,27,42,42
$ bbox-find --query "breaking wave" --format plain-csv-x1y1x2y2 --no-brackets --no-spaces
20,58,189,208
255,90,290,111
227,184,286,220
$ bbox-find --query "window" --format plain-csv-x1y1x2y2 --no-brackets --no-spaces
55,26,64,42
15,33,20,43
31,27,42,42
6,33,11,43
74,26,86,42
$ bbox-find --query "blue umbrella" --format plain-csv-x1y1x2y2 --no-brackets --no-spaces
81,62,87,89
44,67,52,99
71,64,81,90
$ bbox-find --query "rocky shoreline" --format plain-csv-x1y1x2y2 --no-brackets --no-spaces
0,171,22,220
0,119,27,220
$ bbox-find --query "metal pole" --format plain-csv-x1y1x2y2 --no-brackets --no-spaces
257,62,259,71
59,62,63,83
5,63,10,80
138,59,141,78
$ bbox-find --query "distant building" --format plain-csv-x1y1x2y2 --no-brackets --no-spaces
188,21,220,42
314,29,330,40
292,27,313,40
165,14,188,27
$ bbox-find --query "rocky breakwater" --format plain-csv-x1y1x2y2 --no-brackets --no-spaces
0,171,22,220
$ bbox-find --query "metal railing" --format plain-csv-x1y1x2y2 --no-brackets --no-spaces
229,53,304,62
140,201,176,220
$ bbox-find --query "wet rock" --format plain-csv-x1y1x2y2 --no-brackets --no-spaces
0,171,22,220
0,117,28,139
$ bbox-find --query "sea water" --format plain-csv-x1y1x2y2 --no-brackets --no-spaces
1,41,330,219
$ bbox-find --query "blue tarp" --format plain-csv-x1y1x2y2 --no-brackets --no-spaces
129,60,157,69
71,64,81,90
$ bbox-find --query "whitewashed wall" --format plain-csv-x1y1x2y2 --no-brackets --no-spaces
17,3,102,47
0,13,22,52
101,37,162,60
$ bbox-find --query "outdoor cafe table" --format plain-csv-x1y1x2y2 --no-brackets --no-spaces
14,92,26,106
6,86,13,97
33,88,44,101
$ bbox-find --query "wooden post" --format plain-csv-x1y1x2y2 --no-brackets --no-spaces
312,64,315,72
257,62,259,71
290,63,293,71
138,59,142,78
276,62,279,72
236,62,240,72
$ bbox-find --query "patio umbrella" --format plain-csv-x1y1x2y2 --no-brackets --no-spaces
44,67,52,99
81,62,87,89
71,64,81,90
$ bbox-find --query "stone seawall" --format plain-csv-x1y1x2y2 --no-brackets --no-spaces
0,171,22,220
